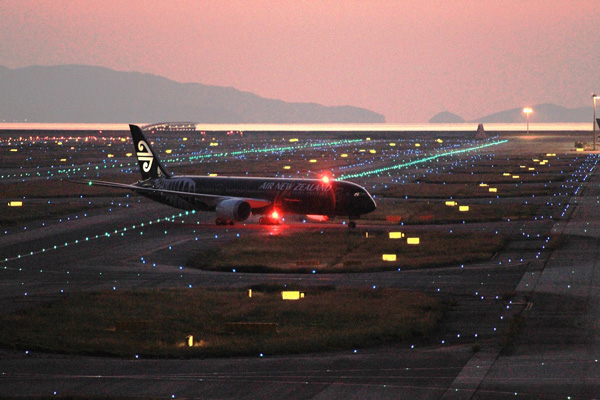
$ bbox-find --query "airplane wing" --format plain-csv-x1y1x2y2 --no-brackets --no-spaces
66,179,272,209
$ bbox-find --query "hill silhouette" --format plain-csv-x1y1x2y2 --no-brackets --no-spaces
0,65,385,123
430,103,592,123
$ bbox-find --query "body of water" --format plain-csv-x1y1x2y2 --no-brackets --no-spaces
0,122,594,132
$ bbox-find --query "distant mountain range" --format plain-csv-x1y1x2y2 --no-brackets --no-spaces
430,104,593,123
0,65,385,123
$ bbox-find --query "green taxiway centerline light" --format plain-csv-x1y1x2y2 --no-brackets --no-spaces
338,140,507,180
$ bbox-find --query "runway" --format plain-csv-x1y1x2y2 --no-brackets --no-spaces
2,132,600,398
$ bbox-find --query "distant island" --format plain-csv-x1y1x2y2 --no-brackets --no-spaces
430,103,593,123
0,65,385,124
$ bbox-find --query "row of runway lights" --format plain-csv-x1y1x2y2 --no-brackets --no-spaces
0,133,568,186
1,136,362,180
2,135,475,183
16,136,486,194
0,208,203,266
2,136,368,180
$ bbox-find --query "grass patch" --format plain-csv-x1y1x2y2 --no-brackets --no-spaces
419,172,566,184
186,230,505,273
367,200,539,224
0,287,444,358
376,182,562,199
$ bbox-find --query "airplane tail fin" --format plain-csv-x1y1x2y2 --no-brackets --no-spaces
129,124,171,180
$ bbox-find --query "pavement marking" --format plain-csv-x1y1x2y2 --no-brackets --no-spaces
440,349,499,400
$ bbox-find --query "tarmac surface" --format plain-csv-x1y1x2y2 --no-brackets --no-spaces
2,133,600,399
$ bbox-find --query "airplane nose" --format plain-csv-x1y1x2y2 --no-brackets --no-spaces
352,193,376,215
364,196,377,214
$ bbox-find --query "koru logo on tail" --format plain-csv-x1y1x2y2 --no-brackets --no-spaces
137,140,154,173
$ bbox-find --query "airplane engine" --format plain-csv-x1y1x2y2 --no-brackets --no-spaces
216,199,252,222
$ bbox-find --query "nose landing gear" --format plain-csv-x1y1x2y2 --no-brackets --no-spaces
348,216,358,229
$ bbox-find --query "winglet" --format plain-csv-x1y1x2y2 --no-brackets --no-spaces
129,124,170,180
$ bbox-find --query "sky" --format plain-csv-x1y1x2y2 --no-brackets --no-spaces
1,0,599,122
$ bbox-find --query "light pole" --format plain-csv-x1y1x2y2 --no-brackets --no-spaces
523,107,533,134
593,94,599,151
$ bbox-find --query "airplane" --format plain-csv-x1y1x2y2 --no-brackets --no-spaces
73,124,376,228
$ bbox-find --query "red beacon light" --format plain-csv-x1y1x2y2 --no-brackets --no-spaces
260,208,282,225
320,173,333,184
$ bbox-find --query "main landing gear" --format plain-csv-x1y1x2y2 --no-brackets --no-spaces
215,218,235,226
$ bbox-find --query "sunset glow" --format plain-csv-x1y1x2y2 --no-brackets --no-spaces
2,1,599,122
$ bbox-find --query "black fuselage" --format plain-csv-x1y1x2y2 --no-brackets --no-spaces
136,175,376,218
